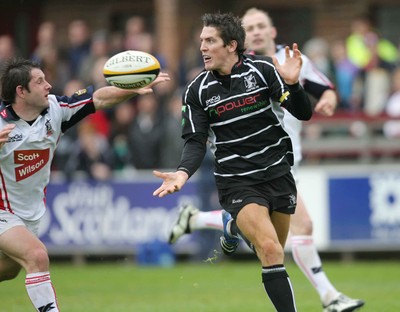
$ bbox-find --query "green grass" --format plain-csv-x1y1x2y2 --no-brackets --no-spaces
1,258,399,311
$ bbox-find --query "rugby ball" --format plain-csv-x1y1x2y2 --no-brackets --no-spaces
103,50,160,89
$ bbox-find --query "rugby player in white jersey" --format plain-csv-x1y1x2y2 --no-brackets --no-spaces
0,58,169,311
167,8,364,312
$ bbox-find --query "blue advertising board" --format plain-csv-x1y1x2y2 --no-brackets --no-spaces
329,171,400,248
38,179,200,255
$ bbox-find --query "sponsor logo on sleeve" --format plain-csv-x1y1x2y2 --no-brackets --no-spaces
74,88,87,96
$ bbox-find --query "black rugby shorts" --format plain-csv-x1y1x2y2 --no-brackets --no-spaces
218,172,297,219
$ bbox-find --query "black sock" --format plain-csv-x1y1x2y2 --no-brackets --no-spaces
230,220,240,236
262,265,297,312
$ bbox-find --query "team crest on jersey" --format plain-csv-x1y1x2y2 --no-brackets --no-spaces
244,74,258,92
45,119,53,136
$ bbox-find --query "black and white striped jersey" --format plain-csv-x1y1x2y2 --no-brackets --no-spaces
181,53,312,190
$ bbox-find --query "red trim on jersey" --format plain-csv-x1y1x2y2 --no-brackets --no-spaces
309,62,335,89
43,186,47,206
59,98,93,108
0,167,13,213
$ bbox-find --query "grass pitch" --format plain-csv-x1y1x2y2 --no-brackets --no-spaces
2,258,399,311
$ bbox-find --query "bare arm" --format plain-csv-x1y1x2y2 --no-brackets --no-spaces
93,72,170,110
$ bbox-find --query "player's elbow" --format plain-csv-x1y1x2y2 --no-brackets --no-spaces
300,109,313,121
292,107,313,121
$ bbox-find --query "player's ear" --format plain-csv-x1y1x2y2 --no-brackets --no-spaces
271,26,277,40
15,85,25,98
229,40,238,53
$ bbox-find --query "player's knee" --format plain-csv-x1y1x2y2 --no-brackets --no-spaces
301,219,313,235
257,239,284,263
291,216,313,235
25,248,50,272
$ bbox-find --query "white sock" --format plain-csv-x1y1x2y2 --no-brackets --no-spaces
291,235,340,305
25,272,60,312
190,210,223,231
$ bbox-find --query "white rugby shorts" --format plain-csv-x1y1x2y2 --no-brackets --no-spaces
0,211,41,236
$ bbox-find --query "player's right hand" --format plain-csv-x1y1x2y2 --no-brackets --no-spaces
152,170,188,198
0,124,15,149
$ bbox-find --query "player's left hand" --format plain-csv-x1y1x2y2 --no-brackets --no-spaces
272,43,302,85
133,72,170,95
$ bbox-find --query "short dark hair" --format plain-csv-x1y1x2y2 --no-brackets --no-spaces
0,58,41,103
202,12,246,56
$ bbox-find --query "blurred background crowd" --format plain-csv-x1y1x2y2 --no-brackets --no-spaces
1,14,187,180
1,1,400,181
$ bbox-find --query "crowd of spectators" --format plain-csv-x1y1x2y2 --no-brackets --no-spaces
305,16,399,115
301,16,400,149
0,14,399,180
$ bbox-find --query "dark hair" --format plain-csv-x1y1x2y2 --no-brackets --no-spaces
0,58,41,103
202,12,246,56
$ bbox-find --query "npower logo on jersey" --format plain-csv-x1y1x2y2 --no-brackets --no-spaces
14,149,50,181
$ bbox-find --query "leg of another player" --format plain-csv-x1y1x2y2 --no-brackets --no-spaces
0,254,22,280
190,209,223,231
168,205,224,244
0,226,60,311
237,203,297,312
290,193,364,310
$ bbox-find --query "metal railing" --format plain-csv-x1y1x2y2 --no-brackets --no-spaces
301,110,400,164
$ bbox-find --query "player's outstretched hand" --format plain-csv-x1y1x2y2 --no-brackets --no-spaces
0,124,15,149
272,43,303,85
133,72,171,95
152,170,189,198
93,72,170,110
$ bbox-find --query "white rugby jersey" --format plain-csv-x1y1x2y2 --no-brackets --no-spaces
0,87,95,221
275,45,334,165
